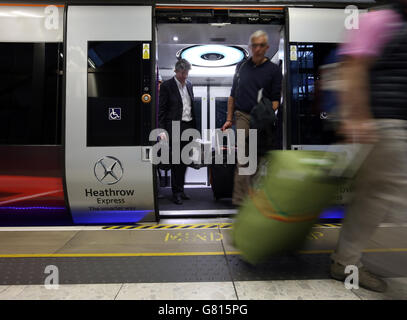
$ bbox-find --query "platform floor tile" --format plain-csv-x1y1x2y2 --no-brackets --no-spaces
0,284,122,300
1,278,406,300
0,231,78,254
351,278,407,300
55,229,225,254
234,279,360,300
116,282,237,300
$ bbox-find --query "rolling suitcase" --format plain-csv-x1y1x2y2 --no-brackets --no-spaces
209,146,235,200
232,145,371,264
209,130,236,200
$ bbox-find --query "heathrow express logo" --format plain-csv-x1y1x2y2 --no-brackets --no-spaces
94,156,124,185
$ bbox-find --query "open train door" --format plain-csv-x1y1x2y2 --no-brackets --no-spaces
287,7,367,217
286,6,367,150
64,5,157,224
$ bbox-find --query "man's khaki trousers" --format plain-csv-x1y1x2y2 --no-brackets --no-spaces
232,110,251,205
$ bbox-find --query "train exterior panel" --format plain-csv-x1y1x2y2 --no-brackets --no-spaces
0,1,381,225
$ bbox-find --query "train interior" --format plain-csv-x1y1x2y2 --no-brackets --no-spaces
156,20,285,218
155,10,342,220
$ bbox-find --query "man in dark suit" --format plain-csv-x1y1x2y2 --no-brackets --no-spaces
158,59,196,205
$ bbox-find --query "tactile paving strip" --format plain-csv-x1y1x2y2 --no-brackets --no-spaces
0,251,405,285
227,254,331,281
0,256,231,285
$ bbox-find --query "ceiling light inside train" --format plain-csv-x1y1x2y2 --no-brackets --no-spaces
178,45,248,68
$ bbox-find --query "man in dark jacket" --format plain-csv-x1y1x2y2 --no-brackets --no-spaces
158,59,196,205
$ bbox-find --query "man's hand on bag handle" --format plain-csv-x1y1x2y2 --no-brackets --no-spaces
221,119,233,131
159,132,168,141
222,97,235,131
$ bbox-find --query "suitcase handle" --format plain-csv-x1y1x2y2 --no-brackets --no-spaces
215,129,235,154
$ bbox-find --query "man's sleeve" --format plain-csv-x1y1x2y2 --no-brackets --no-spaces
269,66,283,102
158,82,169,129
188,81,194,100
230,66,239,98
340,10,401,58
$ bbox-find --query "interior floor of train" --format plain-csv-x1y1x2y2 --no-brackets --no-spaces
158,186,344,219
0,216,406,300
158,187,236,217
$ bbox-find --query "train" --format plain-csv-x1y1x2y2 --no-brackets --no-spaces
0,0,384,225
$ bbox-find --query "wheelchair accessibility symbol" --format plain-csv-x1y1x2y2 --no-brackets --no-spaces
109,108,121,120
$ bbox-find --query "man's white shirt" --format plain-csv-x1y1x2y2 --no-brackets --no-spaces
174,76,193,122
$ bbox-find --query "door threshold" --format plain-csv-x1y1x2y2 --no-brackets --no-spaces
159,209,237,218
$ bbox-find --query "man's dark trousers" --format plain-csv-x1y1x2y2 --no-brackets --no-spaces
171,120,194,195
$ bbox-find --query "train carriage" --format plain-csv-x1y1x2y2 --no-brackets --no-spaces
0,0,383,225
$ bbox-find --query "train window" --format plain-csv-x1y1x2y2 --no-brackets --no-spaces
193,97,202,136
87,41,144,147
289,43,339,145
215,97,228,130
0,42,63,145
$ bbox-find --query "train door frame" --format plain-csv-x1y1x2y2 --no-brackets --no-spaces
61,2,374,222
64,4,158,224
286,6,368,150
154,4,287,218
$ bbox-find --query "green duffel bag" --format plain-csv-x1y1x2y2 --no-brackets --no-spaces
232,150,349,265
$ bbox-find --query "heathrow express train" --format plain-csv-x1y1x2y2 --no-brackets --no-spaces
0,0,383,225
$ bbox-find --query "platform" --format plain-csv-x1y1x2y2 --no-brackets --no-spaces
0,218,406,300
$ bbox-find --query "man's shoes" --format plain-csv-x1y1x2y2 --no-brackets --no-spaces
172,194,183,205
180,192,190,200
330,261,387,292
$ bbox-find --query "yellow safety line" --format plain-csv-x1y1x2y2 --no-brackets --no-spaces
0,252,227,258
149,225,165,229
101,223,342,230
363,248,407,253
159,225,176,230
297,250,334,254
0,248,406,258
102,224,234,230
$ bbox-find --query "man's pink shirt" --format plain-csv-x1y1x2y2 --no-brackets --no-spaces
340,9,403,58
